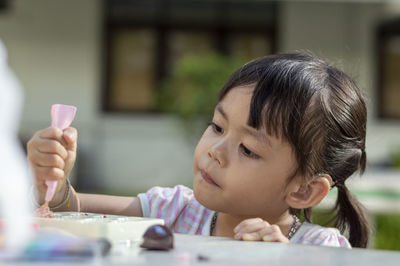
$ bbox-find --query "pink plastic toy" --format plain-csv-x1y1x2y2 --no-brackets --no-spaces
44,104,77,204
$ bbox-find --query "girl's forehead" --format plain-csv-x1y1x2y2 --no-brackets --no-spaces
230,84,256,95
218,86,253,113
217,86,288,146
218,85,255,107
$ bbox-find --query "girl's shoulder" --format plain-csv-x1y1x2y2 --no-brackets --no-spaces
138,185,197,214
138,185,214,234
290,222,351,248
139,185,198,204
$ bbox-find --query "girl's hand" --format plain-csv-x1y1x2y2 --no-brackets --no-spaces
233,218,289,243
27,126,78,204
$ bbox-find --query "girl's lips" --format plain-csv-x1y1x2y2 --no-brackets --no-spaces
200,170,220,187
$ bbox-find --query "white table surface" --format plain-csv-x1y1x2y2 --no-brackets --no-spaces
6,233,400,266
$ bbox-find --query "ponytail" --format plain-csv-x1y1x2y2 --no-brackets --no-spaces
334,182,370,248
359,149,367,174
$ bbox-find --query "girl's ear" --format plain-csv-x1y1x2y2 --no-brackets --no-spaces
285,175,332,209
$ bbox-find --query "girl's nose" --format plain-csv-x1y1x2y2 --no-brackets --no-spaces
208,143,227,167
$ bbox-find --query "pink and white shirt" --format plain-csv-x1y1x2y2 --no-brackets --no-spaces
137,185,351,248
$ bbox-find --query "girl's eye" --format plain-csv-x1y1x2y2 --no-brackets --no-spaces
208,122,224,134
240,144,259,159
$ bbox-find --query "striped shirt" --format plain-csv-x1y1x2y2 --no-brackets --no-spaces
138,185,351,248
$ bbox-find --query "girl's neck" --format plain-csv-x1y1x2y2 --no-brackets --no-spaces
213,211,295,238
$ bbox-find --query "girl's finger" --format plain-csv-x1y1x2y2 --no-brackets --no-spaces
234,218,270,240
241,231,263,241
63,149,76,178
262,232,289,243
239,224,289,243
38,127,65,142
234,218,269,233
30,151,65,169
34,139,68,159
261,225,289,243
33,166,66,196
63,127,78,152
32,165,65,182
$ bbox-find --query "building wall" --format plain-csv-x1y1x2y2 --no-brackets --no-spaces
1,0,399,193
278,1,400,163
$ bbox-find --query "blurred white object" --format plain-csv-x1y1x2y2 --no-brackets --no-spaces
0,40,33,249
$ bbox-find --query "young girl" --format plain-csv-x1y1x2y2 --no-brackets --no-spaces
27,53,369,248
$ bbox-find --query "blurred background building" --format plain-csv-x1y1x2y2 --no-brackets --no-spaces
1,0,400,248
1,0,399,189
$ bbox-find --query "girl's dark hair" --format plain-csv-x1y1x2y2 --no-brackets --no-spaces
219,53,369,248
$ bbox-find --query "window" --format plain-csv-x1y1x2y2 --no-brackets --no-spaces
377,18,400,119
0,0,9,12
102,0,277,112
107,28,156,111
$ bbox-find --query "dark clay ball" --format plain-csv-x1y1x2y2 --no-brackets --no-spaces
140,224,174,250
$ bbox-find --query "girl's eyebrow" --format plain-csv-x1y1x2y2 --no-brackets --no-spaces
216,104,228,121
215,103,271,147
241,126,271,147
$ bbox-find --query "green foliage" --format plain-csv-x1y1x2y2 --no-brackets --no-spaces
312,210,400,250
156,52,240,139
375,214,400,250
389,147,400,168
308,209,337,227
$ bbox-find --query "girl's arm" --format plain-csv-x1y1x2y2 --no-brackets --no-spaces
55,184,143,217
77,193,143,217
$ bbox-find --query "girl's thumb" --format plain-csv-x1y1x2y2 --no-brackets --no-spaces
63,127,78,151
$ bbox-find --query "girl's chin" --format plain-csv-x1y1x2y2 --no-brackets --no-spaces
193,184,210,205
193,184,222,211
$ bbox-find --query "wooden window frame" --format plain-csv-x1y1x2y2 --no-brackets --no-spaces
101,0,277,113
376,18,400,120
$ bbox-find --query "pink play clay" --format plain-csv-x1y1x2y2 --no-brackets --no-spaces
44,104,77,202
